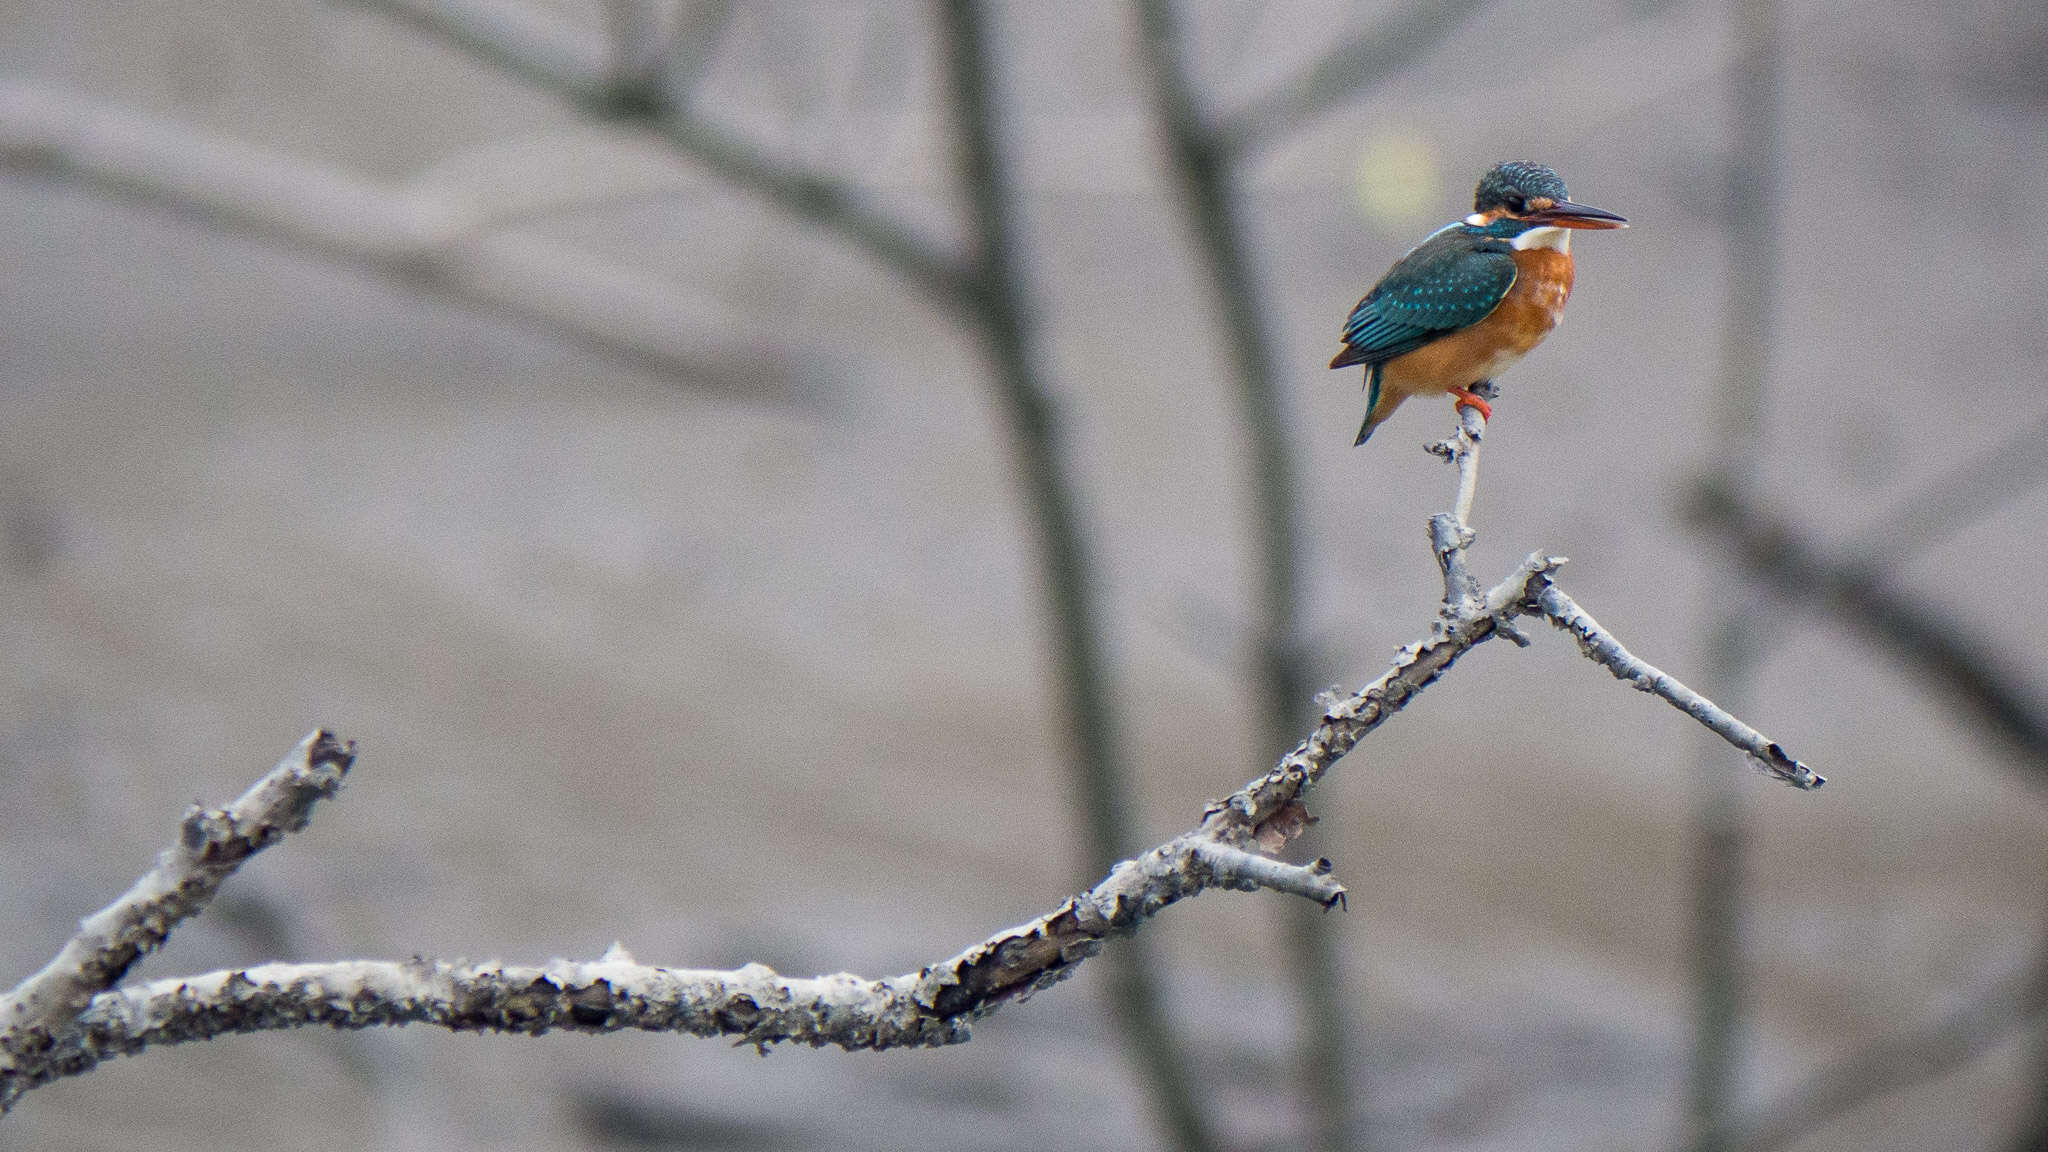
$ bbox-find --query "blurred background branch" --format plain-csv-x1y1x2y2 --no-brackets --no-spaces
1685,0,1783,1144
1129,3,1349,1148
351,0,973,306
1835,410,2048,562
1687,476,2048,775
0,82,793,395
1214,0,1493,158
1689,428,2048,1150
932,3,1215,1147
1705,928,2048,1152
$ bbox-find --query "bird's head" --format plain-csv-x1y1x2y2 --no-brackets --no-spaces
1466,161,1627,236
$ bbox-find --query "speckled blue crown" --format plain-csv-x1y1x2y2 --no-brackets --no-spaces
1474,162,1569,212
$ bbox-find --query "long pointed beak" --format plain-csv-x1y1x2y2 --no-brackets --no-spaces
1533,199,1628,229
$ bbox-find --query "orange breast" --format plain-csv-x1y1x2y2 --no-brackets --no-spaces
1373,248,1575,420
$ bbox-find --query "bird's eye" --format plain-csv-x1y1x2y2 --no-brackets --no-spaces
1506,194,1528,214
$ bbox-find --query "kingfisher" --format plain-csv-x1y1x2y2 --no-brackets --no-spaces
1331,161,1626,445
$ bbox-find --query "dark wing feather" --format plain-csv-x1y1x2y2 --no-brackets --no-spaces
1330,231,1517,369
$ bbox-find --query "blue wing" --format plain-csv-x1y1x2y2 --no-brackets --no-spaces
1330,231,1517,369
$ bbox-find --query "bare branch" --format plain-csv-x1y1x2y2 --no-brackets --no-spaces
2,407,1825,1113
1406,410,1819,790
1189,842,1346,909
2,843,1338,1106
1216,0,1495,157
0,733,353,1076
348,0,973,308
1536,585,1823,789
0,561,1822,1110
2,543,1561,1109
0,741,1359,1110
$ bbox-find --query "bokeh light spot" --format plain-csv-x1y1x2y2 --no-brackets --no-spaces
1353,131,1443,234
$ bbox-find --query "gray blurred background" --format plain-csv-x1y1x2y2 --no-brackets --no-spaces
2,1,2046,1150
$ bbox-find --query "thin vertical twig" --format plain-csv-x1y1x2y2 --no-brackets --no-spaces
1131,3,1353,1147
1450,406,1485,530
1687,0,1782,1145
1427,402,1492,615
936,5,1217,1150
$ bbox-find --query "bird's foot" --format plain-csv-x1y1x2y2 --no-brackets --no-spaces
1449,388,1493,422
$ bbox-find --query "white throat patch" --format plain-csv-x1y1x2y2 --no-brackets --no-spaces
1512,226,1571,253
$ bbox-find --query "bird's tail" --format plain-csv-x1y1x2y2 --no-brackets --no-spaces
1353,365,1383,446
